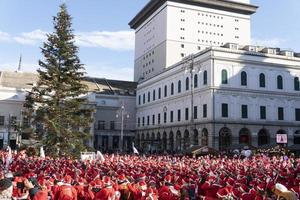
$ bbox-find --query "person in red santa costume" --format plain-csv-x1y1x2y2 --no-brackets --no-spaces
54,175,78,200
95,176,116,200
158,175,181,200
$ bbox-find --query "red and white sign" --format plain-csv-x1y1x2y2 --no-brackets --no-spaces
276,134,288,144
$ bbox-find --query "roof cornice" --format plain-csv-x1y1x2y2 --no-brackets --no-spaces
129,0,258,29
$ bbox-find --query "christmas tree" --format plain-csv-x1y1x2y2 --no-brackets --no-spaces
24,4,93,157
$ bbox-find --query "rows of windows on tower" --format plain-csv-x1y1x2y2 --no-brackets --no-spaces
137,106,300,127
138,70,300,106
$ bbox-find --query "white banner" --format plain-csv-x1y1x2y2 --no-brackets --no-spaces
276,134,288,144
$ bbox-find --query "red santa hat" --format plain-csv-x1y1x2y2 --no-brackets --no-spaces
217,188,228,198
64,175,72,184
257,183,265,191
226,177,235,186
103,176,111,186
239,184,249,193
232,188,241,198
164,175,172,183
138,181,147,191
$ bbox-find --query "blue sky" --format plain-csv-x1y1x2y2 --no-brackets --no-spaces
0,0,299,81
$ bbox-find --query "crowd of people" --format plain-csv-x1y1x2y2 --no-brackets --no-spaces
0,149,299,200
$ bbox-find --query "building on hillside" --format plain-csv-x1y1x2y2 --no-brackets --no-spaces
0,71,137,152
85,77,137,153
135,44,300,153
129,0,258,82
0,71,38,149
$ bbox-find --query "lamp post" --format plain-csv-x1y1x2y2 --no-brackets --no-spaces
116,104,129,152
182,54,202,149
182,54,196,124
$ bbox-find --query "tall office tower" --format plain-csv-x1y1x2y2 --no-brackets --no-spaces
129,0,257,82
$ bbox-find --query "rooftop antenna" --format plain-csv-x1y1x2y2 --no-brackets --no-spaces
17,54,22,72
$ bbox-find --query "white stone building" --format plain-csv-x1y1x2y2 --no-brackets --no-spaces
129,0,258,82
0,71,137,151
131,0,300,152
135,45,300,152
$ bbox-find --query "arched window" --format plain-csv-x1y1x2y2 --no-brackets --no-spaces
239,128,251,144
171,83,174,95
158,88,161,99
219,127,231,150
294,77,300,91
259,73,265,88
221,69,228,84
186,77,189,90
201,128,208,146
194,74,198,88
147,92,150,102
258,129,269,146
152,90,156,101
277,75,283,89
294,130,300,144
241,71,247,86
203,70,208,85
178,80,181,93
164,85,167,97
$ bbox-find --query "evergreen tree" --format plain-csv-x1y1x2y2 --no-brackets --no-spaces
24,4,93,157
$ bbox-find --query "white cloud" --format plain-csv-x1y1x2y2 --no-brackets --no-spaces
13,29,47,45
5,29,134,51
0,31,11,42
251,37,286,47
75,31,134,51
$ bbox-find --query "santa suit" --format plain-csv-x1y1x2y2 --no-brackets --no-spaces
54,184,78,200
201,181,219,199
95,185,115,200
158,185,180,200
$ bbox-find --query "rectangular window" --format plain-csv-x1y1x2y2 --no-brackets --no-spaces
138,118,140,127
177,110,181,122
164,112,167,123
278,107,284,120
0,116,4,126
148,93,150,102
98,120,105,130
110,121,115,130
153,90,156,101
147,116,150,125
203,104,207,118
143,94,145,104
142,117,145,126
158,88,161,99
194,106,198,119
241,105,248,119
260,106,266,120
221,104,228,118
170,111,174,122
185,108,189,120
158,114,161,124
152,115,155,125
295,108,300,121
138,95,141,105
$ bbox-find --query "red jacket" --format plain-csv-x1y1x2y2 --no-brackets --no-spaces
54,184,78,200
95,186,115,200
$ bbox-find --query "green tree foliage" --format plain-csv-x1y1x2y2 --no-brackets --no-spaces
24,4,93,158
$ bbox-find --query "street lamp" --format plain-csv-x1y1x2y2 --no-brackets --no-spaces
182,54,197,124
116,104,129,152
